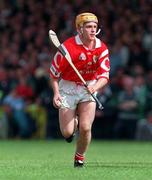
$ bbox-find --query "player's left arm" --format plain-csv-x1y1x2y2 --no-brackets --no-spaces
96,46,110,88
87,47,110,93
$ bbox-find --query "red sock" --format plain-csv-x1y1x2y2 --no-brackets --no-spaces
74,152,84,161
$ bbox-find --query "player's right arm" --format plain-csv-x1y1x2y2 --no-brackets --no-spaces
50,51,63,108
50,78,62,108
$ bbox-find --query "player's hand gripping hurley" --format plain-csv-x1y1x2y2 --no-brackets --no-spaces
49,30,103,110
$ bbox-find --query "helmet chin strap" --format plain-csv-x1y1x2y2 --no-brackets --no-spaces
95,28,101,35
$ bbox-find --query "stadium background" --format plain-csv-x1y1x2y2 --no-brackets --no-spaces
0,0,152,140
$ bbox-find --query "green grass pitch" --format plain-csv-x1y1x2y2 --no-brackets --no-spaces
0,140,152,180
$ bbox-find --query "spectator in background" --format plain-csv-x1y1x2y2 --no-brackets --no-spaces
136,111,152,141
113,75,140,139
26,97,47,139
39,79,60,139
2,88,33,138
0,66,11,98
0,109,8,139
142,15,152,69
146,69,152,111
93,84,118,139
130,64,145,77
0,97,8,139
15,76,34,101
134,74,149,119
110,39,129,76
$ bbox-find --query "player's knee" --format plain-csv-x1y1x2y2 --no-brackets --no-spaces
79,125,91,135
61,129,73,139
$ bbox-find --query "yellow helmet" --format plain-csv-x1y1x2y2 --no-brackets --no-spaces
75,12,98,29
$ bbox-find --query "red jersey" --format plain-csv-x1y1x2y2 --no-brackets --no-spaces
50,35,110,82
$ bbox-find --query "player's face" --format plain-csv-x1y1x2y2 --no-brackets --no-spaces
82,22,98,41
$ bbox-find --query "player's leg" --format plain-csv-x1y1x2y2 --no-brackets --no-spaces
59,108,78,142
74,101,96,167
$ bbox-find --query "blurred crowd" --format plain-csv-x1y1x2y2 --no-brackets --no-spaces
0,0,152,140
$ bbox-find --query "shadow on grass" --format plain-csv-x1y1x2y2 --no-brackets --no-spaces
86,161,152,168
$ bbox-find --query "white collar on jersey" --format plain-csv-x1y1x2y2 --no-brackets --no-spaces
75,34,101,48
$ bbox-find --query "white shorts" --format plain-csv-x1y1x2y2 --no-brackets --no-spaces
59,79,97,110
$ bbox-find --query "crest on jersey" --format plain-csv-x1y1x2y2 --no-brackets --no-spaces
93,55,98,64
79,53,86,61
